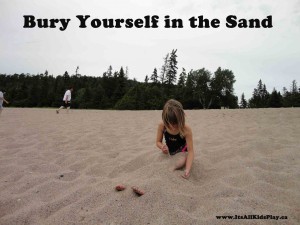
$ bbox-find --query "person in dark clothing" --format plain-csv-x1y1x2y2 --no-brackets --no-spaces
156,99,195,179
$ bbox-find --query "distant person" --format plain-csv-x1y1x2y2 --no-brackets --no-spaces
0,91,9,116
56,87,73,114
156,99,195,179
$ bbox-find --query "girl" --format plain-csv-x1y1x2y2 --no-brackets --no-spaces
156,99,194,179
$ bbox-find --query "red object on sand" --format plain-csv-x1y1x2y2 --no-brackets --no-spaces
115,184,126,191
132,186,145,196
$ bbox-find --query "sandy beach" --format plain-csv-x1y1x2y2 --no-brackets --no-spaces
0,108,299,225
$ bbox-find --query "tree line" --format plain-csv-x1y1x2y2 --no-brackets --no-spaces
0,49,299,109
240,79,300,108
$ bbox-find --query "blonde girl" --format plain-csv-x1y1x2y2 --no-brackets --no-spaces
156,99,194,179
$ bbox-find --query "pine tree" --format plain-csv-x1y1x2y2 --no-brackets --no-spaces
150,68,158,83
240,93,247,108
261,84,269,107
165,49,178,85
63,71,70,85
268,88,283,108
125,66,129,78
289,80,299,107
111,67,127,105
177,68,186,87
291,80,298,94
119,67,125,79
160,53,169,84
258,79,263,97
282,87,288,97
249,79,269,108
107,65,113,77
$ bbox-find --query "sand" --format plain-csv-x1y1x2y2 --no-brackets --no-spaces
0,108,299,225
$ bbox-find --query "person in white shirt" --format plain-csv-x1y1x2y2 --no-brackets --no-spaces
56,87,73,114
0,91,9,116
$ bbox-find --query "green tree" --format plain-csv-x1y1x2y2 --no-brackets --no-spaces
210,67,236,108
240,93,247,108
249,79,269,108
160,53,169,84
291,80,298,94
283,80,300,107
115,84,145,110
268,88,283,108
165,49,178,85
177,68,187,88
150,68,158,84
107,65,113,78
145,75,149,83
192,68,212,109
112,67,128,105
181,70,199,108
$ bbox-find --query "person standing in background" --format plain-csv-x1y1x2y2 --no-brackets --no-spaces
56,87,73,114
0,90,9,116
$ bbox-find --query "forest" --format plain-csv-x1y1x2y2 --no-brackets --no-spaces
0,49,299,110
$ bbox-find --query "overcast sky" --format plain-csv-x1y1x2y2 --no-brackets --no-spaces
1,0,299,100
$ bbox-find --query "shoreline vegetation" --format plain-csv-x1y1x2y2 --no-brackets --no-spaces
1,71,298,110
1,51,299,110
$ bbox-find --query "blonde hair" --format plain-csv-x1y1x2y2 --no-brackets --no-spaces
162,99,185,137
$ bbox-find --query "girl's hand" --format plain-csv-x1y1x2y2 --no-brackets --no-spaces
161,144,169,154
181,170,190,179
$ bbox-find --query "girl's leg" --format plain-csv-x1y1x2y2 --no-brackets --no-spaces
56,106,64,113
173,152,188,170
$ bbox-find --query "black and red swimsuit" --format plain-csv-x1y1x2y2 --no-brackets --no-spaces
163,129,187,155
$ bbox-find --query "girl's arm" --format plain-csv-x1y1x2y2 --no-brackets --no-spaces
183,125,194,178
156,122,168,154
